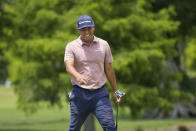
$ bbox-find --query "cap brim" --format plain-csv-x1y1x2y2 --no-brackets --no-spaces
77,24,94,29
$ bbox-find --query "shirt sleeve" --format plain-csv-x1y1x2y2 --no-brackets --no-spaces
64,43,74,62
104,42,114,63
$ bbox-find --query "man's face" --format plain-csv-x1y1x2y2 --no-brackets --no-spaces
78,27,95,43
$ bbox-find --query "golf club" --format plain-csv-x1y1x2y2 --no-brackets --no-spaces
115,89,125,130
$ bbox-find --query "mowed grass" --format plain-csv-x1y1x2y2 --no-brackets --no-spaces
0,87,69,131
0,86,196,131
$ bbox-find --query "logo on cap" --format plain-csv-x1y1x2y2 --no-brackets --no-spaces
79,20,92,25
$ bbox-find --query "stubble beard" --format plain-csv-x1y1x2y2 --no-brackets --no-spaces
82,35,94,44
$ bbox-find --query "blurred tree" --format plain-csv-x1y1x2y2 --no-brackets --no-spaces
7,38,72,113
152,0,196,118
185,38,196,77
0,0,13,84
7,0,81,113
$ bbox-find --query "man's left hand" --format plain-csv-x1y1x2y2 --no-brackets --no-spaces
114,93,121,104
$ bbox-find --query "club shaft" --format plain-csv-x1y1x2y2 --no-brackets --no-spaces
116,104,119,130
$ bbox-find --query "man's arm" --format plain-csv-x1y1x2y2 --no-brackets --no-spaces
65,61,87,85
104,63,121,103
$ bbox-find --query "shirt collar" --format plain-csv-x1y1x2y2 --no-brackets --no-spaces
78,36,98,46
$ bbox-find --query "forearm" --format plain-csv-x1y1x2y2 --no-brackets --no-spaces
105,64,117,92
65,62,80,79
65,61,87,85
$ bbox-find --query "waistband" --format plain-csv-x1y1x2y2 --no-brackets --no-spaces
73,85,104,92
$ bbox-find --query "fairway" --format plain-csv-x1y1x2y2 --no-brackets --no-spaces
0,87,69,131
0,87,196,131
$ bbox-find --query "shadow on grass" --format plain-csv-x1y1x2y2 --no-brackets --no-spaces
0,119,66,131
0,129,48,131
0,118,66,126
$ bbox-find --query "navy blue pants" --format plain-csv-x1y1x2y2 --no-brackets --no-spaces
68,85,116,131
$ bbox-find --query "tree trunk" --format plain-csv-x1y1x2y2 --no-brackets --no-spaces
83,113,95,131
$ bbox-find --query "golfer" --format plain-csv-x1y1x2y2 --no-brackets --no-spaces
64,15,121,131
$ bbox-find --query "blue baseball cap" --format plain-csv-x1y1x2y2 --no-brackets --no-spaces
77,15,95,29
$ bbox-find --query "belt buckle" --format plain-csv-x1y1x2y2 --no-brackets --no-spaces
89,89,95,91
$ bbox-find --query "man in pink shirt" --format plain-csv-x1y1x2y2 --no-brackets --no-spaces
64,15,121,131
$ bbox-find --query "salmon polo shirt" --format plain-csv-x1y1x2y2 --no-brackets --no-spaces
64,36,113,90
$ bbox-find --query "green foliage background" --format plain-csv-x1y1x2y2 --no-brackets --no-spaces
0,0,196,118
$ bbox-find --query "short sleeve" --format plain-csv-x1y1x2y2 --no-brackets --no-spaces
64,43,74,62
104,42,114,63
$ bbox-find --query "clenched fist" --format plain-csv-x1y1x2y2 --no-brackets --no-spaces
76,74,88,85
